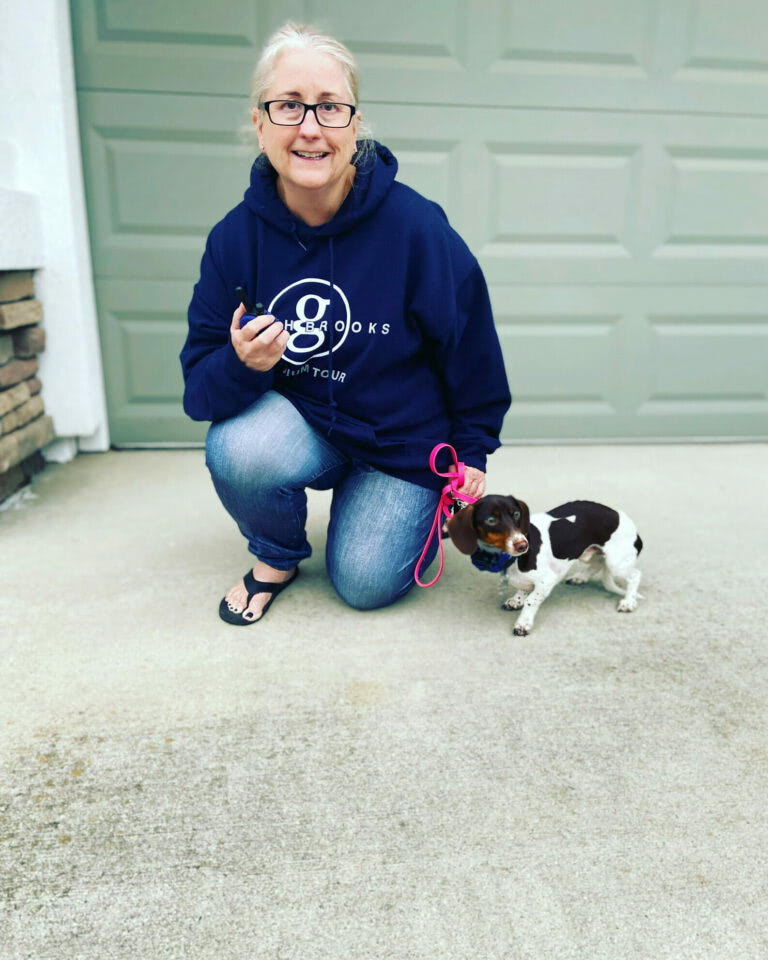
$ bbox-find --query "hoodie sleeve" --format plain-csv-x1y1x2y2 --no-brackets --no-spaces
443,263,511,471
417,253,511,473
180,230,274,422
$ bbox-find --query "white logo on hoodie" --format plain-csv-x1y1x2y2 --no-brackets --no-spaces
269,278,350,367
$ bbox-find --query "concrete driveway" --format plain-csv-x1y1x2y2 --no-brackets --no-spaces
1,444,766,959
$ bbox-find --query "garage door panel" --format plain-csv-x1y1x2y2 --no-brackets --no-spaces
108,142,242,235
634,400,768,439
70,0,306,95
495,286,768,440
662,150,768,252
96,279,206,444
95,0,255,46
79,92,251,279
305,0,468,65
120,317,187,405
645,319,768,405
370,103,649,265
486,143,636,254
497,318,623,433
372,104,768,283
683,0,768,73
494,287,631,440
498,0,654,72
72,0,768,115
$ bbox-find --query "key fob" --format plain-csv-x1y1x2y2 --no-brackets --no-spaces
235,285,276,334
240,304,266,328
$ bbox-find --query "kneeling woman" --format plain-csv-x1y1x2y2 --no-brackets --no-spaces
180,22,510,625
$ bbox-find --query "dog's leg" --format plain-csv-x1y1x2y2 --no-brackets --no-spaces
500,572,532,611
603,513,644,612
498,571,510,606
502,589,530,611
616,568,642,613
565,559,595,586
600,569,627,597
602,556,642,612
512,576,558,636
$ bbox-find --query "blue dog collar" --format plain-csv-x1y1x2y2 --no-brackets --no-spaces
471,548,515,573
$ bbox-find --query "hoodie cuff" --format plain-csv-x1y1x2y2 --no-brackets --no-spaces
222,339,272,387
456,449,488,474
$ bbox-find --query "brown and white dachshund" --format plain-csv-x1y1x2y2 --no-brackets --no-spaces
447,495,643,635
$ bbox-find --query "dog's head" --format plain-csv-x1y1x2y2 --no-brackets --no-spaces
446,494,530,556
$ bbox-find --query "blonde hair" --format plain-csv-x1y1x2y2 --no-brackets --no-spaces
249,22,374,165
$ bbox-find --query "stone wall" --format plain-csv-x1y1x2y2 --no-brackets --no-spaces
0,271,55,502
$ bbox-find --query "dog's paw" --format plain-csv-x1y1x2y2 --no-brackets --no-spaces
501,598,522,611
502,592,527,611
566,576,589,586
513,623,531,636
617,596,637,613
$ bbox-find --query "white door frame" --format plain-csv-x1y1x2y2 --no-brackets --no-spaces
0,0,109,459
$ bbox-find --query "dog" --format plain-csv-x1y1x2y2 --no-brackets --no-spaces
446,495,643,635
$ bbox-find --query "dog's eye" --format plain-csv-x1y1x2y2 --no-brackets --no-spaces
513,511,521,523
485,516,499,526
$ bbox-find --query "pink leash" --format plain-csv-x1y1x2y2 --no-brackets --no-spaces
414,443,478,588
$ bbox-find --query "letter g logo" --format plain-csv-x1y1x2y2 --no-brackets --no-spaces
296,294,331,324
269,278,351,366
288,294,331,355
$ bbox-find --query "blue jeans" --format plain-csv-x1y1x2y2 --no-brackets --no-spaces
205,391,441,610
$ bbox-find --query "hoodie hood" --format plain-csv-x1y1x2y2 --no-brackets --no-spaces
243,141,398,242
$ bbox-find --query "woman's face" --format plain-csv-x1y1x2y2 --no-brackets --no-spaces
255,48,359,209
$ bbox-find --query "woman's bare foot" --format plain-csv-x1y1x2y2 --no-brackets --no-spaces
223,562,297,622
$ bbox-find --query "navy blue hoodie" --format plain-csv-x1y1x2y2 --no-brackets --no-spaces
180,142,510,490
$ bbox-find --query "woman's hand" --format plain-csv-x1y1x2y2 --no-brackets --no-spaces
457,466,485,500
230,303,290,371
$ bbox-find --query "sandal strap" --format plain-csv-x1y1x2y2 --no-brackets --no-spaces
243,569,296,601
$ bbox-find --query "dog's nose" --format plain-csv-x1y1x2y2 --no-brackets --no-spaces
512,538,528,554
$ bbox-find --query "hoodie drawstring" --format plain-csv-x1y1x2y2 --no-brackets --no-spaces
290,221,308,252
326,236,338,436
285,224,337,438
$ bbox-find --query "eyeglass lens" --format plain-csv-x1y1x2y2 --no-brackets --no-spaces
268,101,353,127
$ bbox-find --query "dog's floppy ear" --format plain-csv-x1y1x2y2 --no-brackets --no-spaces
513,496,530,534
446,504,478,555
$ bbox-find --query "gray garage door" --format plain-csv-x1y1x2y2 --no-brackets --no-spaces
71,0,768,445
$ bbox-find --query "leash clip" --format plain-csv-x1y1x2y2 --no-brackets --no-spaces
414,443,478,588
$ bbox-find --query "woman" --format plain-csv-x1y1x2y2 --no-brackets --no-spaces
180,22,510,625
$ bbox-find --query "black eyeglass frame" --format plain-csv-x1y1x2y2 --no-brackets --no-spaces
260,100,358,128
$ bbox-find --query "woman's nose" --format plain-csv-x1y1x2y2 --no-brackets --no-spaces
298,107,321,134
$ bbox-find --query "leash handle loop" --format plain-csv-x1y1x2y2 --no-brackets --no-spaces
414,443,478,588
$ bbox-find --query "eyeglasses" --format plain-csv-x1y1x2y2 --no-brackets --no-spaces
261,100,357,129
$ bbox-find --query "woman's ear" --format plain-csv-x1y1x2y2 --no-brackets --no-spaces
252,107,264,150
351,112,361,161
446,505,478,555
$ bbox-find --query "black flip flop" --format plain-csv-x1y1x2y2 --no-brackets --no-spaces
218,567,299,625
